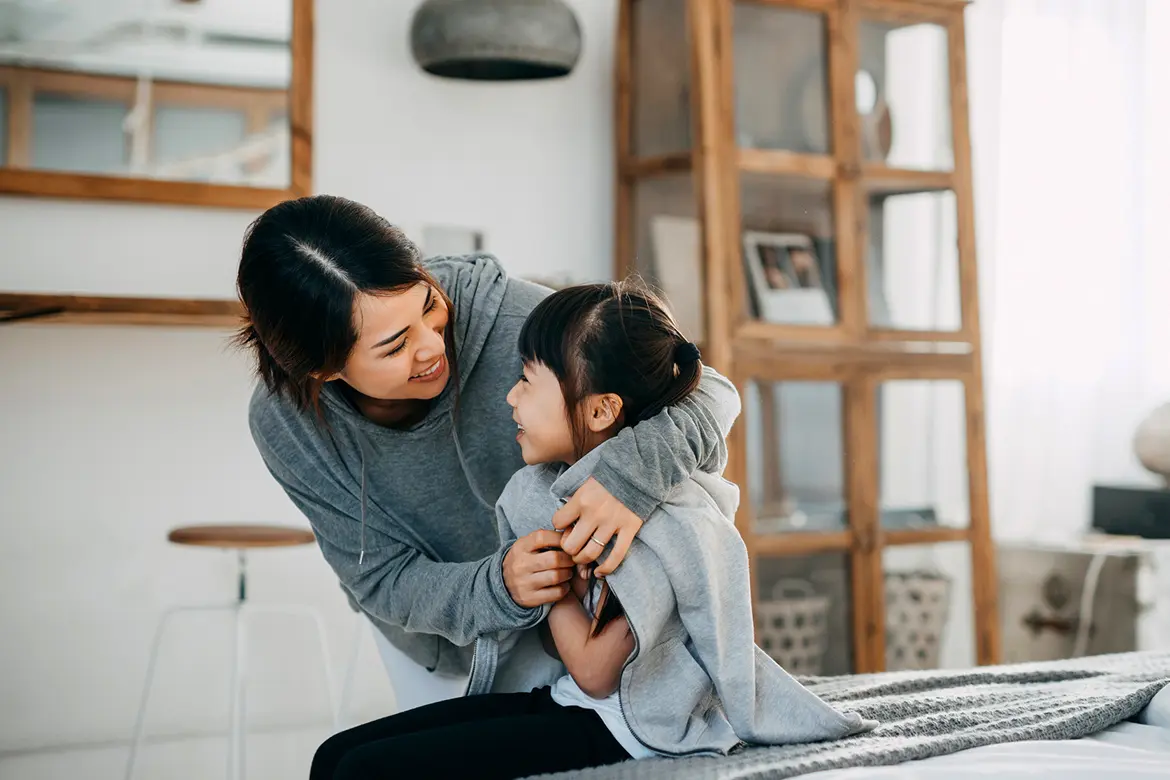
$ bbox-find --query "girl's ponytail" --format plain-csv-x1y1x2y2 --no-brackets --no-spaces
635,341,704,423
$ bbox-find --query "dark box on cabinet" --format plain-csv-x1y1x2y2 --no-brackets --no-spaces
1091,485,1170,540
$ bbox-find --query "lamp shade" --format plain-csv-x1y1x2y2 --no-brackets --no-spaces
410,0,583,81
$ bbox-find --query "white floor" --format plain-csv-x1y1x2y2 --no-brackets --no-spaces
0,616,397,780
0,726,329,780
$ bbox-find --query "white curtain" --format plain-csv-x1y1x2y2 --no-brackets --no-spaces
968,0,1170,543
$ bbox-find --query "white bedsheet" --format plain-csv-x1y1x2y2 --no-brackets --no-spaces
800,684,1170,780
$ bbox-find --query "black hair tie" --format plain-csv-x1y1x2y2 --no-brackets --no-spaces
674,341,701,364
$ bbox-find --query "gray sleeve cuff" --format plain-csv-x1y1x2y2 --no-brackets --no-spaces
590,461,658,522
489,542,542,624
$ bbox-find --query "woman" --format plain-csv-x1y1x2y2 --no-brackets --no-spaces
235,195,741,685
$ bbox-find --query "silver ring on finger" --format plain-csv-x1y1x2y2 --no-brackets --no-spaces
589,536,606,547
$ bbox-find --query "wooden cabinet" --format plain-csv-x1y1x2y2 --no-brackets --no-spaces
615,0,997,672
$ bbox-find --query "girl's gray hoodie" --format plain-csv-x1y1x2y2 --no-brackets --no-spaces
467,445,876,757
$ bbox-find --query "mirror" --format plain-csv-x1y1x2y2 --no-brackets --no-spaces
0,0,311,208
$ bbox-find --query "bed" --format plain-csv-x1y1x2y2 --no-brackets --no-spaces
535,651,1170,780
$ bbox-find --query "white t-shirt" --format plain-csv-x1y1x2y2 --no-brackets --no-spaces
549,675,657,760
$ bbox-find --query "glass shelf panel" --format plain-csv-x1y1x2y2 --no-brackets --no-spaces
741,172,837,326
866,189,960,331
883,542,974,671
633,0,693,158
746,380,847,535
857,18,952,171
633,172,704,342
878,379,969,530
756,552,856,675
0,87,8,165
733,3,830,155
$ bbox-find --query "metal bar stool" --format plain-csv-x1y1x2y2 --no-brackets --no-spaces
125,525,340,780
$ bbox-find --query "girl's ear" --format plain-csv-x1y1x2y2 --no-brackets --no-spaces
585,393,624,432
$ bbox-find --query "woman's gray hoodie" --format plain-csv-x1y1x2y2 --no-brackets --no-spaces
248,254,742,678
467,445,876,757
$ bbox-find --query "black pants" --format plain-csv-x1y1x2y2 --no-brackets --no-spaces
311,687,632,780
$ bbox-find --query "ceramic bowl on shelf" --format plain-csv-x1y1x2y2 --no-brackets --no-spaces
1134,402,1170,484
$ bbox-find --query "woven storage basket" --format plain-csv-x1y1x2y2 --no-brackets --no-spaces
756,579,831,675
885,570,952,671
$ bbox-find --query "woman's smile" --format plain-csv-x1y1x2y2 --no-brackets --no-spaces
410,354,446,383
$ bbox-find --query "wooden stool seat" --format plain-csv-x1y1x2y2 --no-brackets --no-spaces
167,524,316,549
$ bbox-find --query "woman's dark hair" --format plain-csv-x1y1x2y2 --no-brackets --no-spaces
233,195,455,414
517,280,703,635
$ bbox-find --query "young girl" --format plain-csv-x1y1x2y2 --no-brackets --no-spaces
311,282,872,780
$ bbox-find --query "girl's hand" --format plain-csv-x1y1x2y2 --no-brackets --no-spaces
552,477,642,576
570,563,591,602
502,530,574,608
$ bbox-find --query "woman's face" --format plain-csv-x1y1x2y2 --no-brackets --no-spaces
336,283,451,401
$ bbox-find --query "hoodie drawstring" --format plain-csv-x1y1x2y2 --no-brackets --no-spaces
358,433,369,567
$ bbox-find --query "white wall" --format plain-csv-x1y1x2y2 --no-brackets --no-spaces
0,1,616,777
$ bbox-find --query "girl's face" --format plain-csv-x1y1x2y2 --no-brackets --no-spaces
506,362,625,465
333,284,451,401
506,361,576,465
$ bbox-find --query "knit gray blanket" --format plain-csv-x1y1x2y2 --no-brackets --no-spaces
535,651,1170,780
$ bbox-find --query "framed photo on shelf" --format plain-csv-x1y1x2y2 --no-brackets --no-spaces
742,231,834,325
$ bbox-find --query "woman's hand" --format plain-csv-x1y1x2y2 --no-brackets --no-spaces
502,530,574,608
553,477,643,576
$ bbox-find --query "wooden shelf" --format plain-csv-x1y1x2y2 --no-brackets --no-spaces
884,527,969,547
755,531,853,557
751,527,970,557
0,293,243,328
738,149,836,180
867,326,972,343
732,320,974,349
619,152,693,179
862,164,954,195
621,150,839,181
734,323,975,376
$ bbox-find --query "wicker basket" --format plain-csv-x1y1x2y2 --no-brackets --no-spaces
756,579,831,675
885,570,952,671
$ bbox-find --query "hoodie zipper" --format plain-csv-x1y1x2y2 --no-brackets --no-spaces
544,495,722,758
605,579,724,759
464,637,479,695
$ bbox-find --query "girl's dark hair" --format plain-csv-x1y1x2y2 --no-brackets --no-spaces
233,195,455,415
518,280,703,636
518,280,703,459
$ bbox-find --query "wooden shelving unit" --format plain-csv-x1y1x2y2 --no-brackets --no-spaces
616,0,997,674
0,293,242,328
